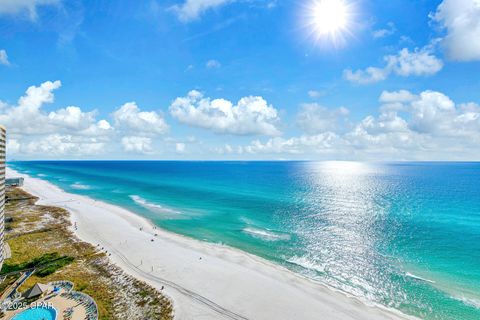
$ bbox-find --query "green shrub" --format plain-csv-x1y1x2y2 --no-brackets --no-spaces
1,252,74,276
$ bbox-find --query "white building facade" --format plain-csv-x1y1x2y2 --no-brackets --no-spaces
0,125,5,270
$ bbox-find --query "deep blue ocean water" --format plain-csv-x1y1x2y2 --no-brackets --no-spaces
8,161,480,319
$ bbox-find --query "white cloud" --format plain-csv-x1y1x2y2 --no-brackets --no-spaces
409,90,456,134
352,112,410,136
385,47,443,77
1,80,113,158
170,90,282,136
356,90,480,141
245,133,343,155
307,90,324,98
0,0,60,20
176,143,186,153
344,67,388,84
378,90,418,113
6,81,480,161
170,0,232,22
206,59,221,69
0,50,10,66
6,139,20,154
48,106,96,130
98,120,112,130
21,134,106,157
379,90,417,104
0,80,60,134
241,90,480,160
121,136,153,154
18,80,61,110
344,46,443,84
0,80,174,159
432,0,480,61
113,102,169,136
373,22,396,39
296,104,349,134
0,80,112,138
224,144,233,153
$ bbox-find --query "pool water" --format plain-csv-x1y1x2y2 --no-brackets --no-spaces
12,306,57,320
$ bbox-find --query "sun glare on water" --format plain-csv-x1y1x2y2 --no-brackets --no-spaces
303,0,356,47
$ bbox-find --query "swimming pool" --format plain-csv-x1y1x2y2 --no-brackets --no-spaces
11,306,57,320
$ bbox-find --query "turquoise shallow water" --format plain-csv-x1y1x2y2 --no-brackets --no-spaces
11,306,57,320
9,161,480,319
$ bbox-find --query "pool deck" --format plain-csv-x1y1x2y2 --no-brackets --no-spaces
4,289,88,320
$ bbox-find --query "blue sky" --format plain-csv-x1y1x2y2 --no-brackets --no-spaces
1,0,480,160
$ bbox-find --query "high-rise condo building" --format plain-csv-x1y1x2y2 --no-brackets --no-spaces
0,125,5,270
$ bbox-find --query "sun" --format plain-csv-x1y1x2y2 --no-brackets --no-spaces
303,0,356,47
313,0,348,35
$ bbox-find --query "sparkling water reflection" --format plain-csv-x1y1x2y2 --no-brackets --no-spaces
9,161,480,320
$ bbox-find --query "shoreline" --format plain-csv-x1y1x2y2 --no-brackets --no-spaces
6,167,416,320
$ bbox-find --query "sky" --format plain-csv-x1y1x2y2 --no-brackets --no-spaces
1,0,480,160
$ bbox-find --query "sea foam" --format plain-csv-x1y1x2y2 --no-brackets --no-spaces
405,272,435,284
71,182,91,190
242,227,291,242
287,256,326,273
454,296,480,309
130,195,181,215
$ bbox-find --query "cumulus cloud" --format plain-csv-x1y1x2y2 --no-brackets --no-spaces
112,102,169,136
0,80,113,158
296,104,349,134
0,50,10,66
372,89,478,139
241,90,480,160
19,80,61,110
170,0,232,22
10,80,63,132
409,91,454,131
341,90,480,157
386,47,444,77
432,0,480,61
0,81,112,137
48,106,96,130
0,0,60,20
206,59,221,69
169,90,282,136
121,136,153,154
1,80,173,158
344,46,443,84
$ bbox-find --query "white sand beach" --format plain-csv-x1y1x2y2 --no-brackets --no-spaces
7,167,414,320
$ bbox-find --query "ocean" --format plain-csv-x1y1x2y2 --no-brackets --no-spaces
8,161,480,320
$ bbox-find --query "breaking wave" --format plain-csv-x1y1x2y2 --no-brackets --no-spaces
453,296,480,309
130,195,181,215
405,272,435,284
71,182,91,190
242,227,291,242
287,256,326,273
